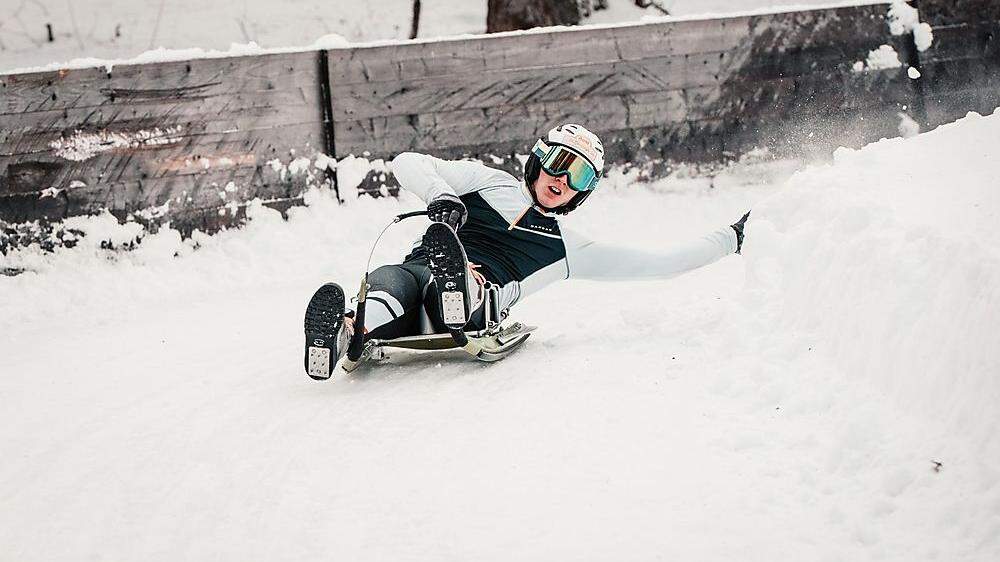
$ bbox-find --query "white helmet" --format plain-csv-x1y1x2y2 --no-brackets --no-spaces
525,124,605,214
545,123,605,173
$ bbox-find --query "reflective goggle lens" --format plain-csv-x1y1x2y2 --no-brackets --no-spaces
533,143,599,192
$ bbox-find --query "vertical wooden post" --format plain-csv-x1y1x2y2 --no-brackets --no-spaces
317,49,341,202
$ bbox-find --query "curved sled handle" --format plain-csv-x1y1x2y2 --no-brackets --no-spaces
395,210,429,222
346,209,430,364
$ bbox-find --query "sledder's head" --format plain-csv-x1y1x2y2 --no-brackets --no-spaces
524,124,605,214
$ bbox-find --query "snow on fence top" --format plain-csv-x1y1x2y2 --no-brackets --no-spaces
0,0,996,246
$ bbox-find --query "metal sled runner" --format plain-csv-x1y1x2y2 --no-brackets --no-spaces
341,321,536,373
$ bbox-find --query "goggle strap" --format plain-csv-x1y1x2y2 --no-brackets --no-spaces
531,139,550,159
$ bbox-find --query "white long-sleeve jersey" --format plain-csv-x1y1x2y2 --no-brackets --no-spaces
391,152,738,311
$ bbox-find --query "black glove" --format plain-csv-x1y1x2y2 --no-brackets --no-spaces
731,210,750,254
427,194,468,231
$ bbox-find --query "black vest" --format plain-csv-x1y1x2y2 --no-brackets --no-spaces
408,192,566,285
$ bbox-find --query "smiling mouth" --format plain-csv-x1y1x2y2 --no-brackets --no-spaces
548,185,563,196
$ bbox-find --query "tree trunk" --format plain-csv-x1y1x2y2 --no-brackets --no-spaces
486,0,582,33
409,0,421,40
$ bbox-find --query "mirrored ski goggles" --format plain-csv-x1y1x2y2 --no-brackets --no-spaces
531,140,600,192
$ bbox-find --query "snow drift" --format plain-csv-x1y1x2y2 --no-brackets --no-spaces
744,111,1000,459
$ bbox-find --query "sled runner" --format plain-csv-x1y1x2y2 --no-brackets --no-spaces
341,321,536,373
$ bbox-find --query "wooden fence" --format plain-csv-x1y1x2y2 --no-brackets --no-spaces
916,0,1000,126
1,51,328,240
1,0,998,250
327,2,917,167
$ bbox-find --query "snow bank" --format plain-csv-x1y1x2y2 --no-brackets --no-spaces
743,110,1000,458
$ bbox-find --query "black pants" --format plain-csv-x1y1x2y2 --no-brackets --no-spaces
363,258,485,341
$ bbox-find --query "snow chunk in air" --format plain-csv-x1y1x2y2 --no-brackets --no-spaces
887,0,933,51
854,45,902,72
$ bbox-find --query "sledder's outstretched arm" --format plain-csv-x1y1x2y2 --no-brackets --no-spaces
561,226,739,281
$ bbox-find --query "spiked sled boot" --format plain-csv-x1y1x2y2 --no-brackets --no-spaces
423,222,476,330
303,283,349,380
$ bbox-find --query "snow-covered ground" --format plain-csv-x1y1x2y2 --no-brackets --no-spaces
2,110,998,560
0,0,866,73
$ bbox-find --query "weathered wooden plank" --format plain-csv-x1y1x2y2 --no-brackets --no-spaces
623,90,689,129
1,89,317,140
67,168,257,216
745,4,890,49
624,99,903,164
1,108,322,158
0,49,325,216
580,68,912,134
924,66,1000,100
0,155,318,224
328,42,489,84
627,86,793,132
329,39,892,123
1,46,326,227
624,3,892,61
0,122,324,207
0,51,320,116
624,70,912,133
327,2,898,134
919,58,1000,93
613,16,752,61
465,97,628,145
924,87,1000,126
327,21,749,85
915,1,1000,128
329,52,728,121
326,3,891,87
326,16,754,85
332,59,915,160
484,17,750,70
0,123,325,191
916,22,1000,63
919,59,1000,126
917,0,1000,27
332,93,634,157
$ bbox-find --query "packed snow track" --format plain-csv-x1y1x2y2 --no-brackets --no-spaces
2,113,999,561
